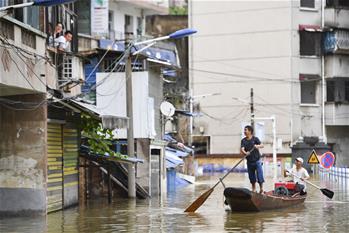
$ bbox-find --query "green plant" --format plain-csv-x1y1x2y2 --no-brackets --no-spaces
81,113,127,159
169,6,188,15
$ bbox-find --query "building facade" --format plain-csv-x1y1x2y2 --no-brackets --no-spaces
189,0,349,166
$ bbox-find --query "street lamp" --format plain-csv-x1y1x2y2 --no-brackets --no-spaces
125,28,197,198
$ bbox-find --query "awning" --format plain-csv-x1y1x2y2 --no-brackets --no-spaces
165,148,184,169
80,145,143,164
299,24,322,32
68,99,129,129
166,147,190,158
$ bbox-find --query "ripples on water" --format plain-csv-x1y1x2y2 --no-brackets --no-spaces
0,174,348,233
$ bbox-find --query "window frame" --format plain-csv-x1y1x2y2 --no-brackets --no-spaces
299,30,322,57
300,75,319,105
300,0,316,9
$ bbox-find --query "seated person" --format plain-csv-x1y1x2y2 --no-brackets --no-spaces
284,157,310,195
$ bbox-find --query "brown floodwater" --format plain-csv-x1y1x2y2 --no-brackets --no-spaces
1,174,349,233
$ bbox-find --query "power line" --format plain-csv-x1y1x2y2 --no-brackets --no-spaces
193,55,292,62
191,68,299,84
192,6,294,16
195,29,293,38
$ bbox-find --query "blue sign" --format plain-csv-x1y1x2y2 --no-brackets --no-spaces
321,152,335,169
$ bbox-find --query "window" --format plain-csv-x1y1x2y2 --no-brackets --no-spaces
0,0,9,7
125,15,133,36
300,76,318,104
75,0,91,35
108,11,114,39
345,81,349,101
21,29,36,49
301,0,315,8
300,31,322,56
327,80,335,102
137,17,142,36
326,0,349,8
0,19,14,40
13,0,40,30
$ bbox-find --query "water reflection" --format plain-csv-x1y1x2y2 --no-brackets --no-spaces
0,174,348,232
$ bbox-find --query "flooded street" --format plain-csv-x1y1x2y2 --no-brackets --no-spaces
1,174,349,233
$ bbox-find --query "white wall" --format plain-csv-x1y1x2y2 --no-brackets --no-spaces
190,1,294,154
96,72,156,139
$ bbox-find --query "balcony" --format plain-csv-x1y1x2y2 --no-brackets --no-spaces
324,30,349,55
0,17,48,95
325,103,349,126
325,8,349,28
325,55,349,78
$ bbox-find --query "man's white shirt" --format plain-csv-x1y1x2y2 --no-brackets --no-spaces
287,166,310,190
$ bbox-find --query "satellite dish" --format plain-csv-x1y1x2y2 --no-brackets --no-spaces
160,101,175,117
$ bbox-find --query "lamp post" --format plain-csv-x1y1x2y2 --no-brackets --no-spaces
125,28,197,198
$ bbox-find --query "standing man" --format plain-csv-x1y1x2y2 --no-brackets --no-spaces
241,125,265,193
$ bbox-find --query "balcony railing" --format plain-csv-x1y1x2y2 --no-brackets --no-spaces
324,30,349,55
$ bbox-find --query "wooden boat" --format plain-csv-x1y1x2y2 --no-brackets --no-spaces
224,187,306,212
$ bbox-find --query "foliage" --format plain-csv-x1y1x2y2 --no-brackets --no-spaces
80,113,127,159
169,6,188,15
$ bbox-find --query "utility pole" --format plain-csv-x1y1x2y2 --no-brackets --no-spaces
125,43,136,198
188,89,193,146
250,88,254,128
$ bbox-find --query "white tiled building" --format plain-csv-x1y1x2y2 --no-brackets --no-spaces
189,0,349,166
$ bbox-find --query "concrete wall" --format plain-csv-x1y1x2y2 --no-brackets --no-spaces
327,126,349,166
0,17,47,96
190,1,294,154
189,1,326,155
148,68,163,140
136,139,151,192
0,94,47,216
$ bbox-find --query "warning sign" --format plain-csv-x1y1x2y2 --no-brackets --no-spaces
307,150,320,164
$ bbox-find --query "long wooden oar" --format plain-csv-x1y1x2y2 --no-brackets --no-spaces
184,154,249,212
287,170,334,199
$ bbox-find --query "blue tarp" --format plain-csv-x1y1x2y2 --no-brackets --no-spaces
165,148,184,169
33,0,76,6
165,147,189,158
99,39,179,67
324,30,349,54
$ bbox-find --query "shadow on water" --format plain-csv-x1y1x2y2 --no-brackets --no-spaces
1,174,349,232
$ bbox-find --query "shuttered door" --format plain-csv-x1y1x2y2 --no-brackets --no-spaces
47,123,63,213
63,126,79,207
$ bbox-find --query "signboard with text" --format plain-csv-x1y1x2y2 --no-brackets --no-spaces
91,0,109,36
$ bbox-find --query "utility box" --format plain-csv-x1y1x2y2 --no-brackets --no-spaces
291,137,330,173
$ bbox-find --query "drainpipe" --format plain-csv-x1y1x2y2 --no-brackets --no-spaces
321,0,327,143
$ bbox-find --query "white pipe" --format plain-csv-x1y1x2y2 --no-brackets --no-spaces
272,115,277,181
321,0,327,143
189,89,193,146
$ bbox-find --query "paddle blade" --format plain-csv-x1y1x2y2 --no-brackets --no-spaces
184,188,214,212
321,188,334,199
